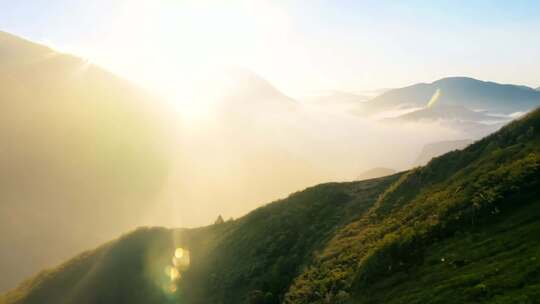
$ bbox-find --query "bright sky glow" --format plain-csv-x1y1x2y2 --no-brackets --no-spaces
1,0,539,98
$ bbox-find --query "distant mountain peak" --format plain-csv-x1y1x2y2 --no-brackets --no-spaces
205,68,296,114
432,76,480,84
218,68,293,101
363,76,540,115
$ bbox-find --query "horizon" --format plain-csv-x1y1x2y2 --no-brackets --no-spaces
1,0,539,100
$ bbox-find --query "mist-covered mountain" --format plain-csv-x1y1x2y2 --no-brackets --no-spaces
211,68,296,115
0,31,174,291
3,107,539,304
0,32,377,293
2,30,538,301
362,77,540,115
363,77,539,141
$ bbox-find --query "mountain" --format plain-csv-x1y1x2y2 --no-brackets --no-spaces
362,77,540,115
0,176,401,304
210,68,296,115
370,77,536,139
3,107,539,304
357,167,397,180
0,31,174,291
413,139,474,166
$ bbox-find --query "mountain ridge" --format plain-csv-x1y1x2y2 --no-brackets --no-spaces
362,76,540,115
0,30,175,292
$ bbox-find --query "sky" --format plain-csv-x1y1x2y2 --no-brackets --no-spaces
1,0,539,98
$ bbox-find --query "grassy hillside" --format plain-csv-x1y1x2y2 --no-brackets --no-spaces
0,176,399,304
285,108,540,303
2,108,539,303
182,177,399,304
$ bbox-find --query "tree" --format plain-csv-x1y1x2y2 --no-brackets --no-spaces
214,215,225,225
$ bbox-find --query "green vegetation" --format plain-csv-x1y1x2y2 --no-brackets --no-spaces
2,108,540,304
285,108,540,303
183,177,398,304
0,176,399,304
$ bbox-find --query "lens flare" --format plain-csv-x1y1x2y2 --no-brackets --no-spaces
164,265,181,281
427,88,441,108
175,248,184,259
172,247,191,269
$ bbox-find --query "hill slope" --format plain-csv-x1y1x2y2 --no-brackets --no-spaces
3,107,539,304
0,176,400,304
285,108,540,303
0,31,173,291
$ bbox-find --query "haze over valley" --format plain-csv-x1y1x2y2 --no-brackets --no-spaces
1,1,540,303
1,29,540,293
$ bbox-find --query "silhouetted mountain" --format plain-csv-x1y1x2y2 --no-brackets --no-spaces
362,77,540,115
413,139,474,166
357,167,397,180
0,31,173,291
213,68,296,114
3,107,539,304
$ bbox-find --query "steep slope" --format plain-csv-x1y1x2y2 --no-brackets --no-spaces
0,31,173,291
0,176,400,304
351,198,540,303
285,108,540,303
362,77,540,115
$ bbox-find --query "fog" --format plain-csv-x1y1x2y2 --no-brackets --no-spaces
0,46,481,291
139,70,465,228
